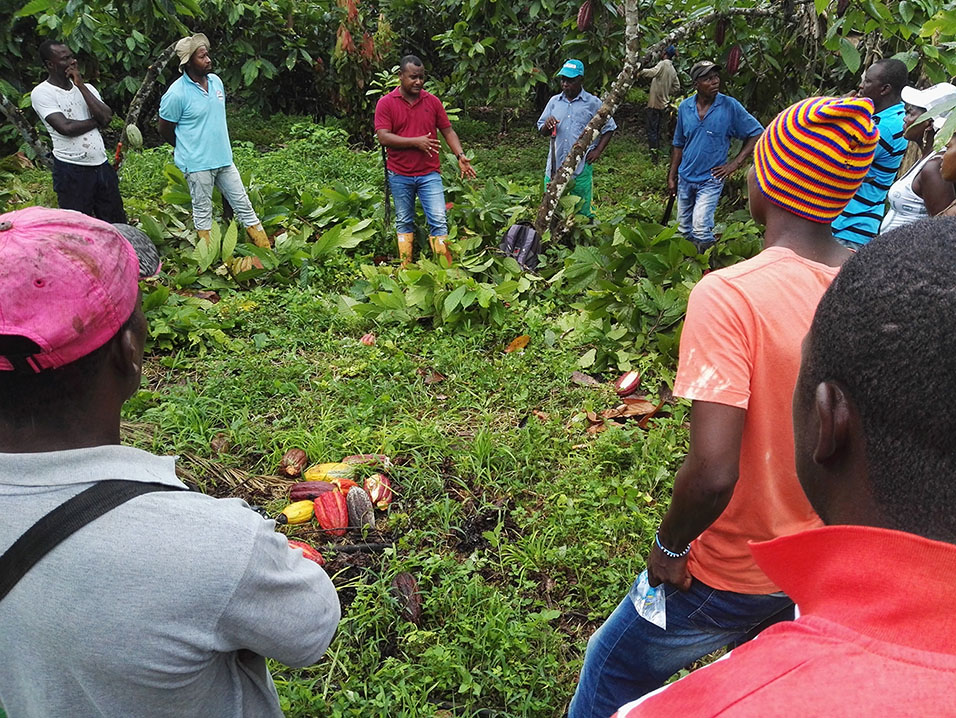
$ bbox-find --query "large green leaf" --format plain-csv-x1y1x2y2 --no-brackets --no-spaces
839,38,861,74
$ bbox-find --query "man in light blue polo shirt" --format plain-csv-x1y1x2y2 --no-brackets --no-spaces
158,34,270,249
537,59,616,218
667,60,762,251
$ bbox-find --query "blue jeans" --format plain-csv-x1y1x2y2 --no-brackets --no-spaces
185,164,260,231
567,575,794,718
388,170,448,235
677,176,724,248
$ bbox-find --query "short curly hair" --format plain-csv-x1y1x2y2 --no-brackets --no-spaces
801,216,956,542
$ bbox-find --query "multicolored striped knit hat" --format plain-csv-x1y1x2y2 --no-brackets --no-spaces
753,96,878,223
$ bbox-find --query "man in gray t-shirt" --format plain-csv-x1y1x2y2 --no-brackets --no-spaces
0,207,340,718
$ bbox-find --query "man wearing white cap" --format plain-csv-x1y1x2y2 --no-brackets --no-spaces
537,58,617,218
158,34,271,249
879,82,956,233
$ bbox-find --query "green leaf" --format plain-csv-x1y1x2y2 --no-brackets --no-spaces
814,0,829,14
443,285,468,317
838,37,861,74
15,0,51,17
141,285,170,312
221,222,238,263
578,348,596,368
192,224,221,273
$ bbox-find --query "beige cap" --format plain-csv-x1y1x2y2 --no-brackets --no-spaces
175,33,210,72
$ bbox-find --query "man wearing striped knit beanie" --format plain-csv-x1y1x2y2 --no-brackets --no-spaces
569,96,878,718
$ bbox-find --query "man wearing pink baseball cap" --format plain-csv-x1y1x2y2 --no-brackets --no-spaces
0,207,340,717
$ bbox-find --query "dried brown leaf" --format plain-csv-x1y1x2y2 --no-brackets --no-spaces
532,410,550,422
504,334,531,353
571,371,602,387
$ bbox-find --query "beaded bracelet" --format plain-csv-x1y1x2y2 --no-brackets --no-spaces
655,530,691,559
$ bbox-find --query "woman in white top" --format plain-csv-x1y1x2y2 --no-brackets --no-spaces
880,83,956,233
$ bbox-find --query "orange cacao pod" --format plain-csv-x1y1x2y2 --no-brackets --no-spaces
288,539,325,566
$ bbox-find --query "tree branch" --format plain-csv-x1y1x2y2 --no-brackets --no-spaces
1,92,52,168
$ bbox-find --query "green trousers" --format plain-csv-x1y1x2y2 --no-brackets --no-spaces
544,162,594,218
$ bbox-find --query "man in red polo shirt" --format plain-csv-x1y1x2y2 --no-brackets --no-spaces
375,54,476,267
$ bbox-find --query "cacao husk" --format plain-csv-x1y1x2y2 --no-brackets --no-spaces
391,572,423,625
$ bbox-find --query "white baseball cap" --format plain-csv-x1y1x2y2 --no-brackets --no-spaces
901,82,956,130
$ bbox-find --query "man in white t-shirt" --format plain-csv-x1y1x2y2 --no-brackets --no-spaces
30,40,126,222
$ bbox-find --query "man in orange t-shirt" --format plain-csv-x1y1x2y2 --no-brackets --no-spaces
568,97,879,718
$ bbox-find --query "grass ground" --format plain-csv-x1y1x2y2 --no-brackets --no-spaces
8,102,752,717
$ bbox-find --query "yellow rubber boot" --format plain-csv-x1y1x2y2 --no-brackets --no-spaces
397,232,414,268
245,223,271,248
429,234,453,266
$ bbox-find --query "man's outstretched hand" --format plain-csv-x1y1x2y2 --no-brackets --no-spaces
413,136,442,155
458,155,477,179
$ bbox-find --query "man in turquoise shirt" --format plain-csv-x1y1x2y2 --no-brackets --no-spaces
667,60,762,252
832,59,907,248
158,34,270,249
537,59,616,218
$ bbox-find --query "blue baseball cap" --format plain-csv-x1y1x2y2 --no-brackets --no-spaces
557,59,584,78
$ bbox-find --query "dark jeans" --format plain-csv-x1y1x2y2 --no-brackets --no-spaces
52,158,127,223
646,107,664,151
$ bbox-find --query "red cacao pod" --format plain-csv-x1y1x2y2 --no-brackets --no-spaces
715,17,727,47
614,370,641,397
726,45,742,76
576,0,593,31
289,481,336,502
279,448,308,477
360,332,376,346
365,473,393,510
391,572,422,625
288,539,325,567
330,477,359,494
314,491,348,537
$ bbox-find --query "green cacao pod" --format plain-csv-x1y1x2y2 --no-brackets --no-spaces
125,124,143,150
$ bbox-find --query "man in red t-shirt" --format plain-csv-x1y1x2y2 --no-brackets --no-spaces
374,55,476,267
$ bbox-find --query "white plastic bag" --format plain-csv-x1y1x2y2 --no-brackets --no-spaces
629,569,666,629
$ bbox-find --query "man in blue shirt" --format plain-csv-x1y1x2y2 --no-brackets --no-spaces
158,34,270,249
667,60,763,251
537,59,616,218
832,59,907,248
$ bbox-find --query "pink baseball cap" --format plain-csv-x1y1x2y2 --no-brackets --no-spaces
0,207,143,372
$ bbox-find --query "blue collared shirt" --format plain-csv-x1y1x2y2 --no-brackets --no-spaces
537,88,617,178
159,72,233,173
831,102,906,245
673,92,763,184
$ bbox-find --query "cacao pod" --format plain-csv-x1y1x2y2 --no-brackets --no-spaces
614,370,641,397
391,572,422,625
276,500,314,525
726,45,742,77
346,485,376,530
360,332,376,346
304,462,356,481
330,477,359,494
365,473,393,510
314,490,348,537
837,0,850,16
125,124,143,150
288,539,325,566
289,481,336,502
715,17,727,47
279,448,308,477
210,432,230,455
576,0,593,31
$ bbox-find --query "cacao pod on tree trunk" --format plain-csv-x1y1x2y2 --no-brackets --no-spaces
726,45,742,76
577,0,593,31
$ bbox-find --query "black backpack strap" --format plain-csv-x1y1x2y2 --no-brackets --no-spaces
0,480,185,603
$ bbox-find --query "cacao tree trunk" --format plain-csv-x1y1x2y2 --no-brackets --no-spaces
117,41,178,168
0,92,52,168
534,4,778,234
